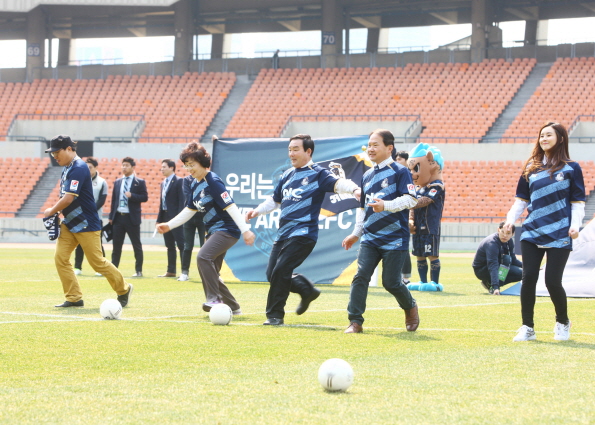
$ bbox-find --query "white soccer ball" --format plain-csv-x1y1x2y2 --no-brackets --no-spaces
100,299,122,320
209,303,233,325
318,358,354,392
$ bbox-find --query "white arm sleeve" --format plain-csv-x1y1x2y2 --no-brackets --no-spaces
351,208,366,238
570,202,585,230
506,198,528,225
334,178,359,195
167,207,197,230
383,195,418,212
226,203,250,234
254,195,279,216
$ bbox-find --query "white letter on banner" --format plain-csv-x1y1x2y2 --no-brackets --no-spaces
257,175,274,199
269,209,280,229
255,214,268,229
226,174,239,197
338,210,353,229
324,215,337,229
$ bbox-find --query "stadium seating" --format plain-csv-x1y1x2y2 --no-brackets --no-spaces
224,58,536,141
0,72,235,143
0,157,50,217
38,158,189,218
504,57,595,138
442,160,595,222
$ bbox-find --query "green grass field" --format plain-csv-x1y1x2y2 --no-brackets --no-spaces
1,247,594,424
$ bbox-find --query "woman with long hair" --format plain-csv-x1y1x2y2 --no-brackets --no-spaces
505,122,586,341
156,141,255,314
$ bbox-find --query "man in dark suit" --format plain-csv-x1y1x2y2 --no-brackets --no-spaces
156,159,185,277
109,157,148,277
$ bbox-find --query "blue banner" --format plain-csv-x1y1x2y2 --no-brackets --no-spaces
212,135,371,283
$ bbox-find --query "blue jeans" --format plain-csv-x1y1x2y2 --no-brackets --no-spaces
348,243,415,325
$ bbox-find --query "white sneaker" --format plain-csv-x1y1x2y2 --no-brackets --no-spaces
513,325,536,342
554,321,571,341
232,309,242,316
74,269,82,276
178,273,189,281
95,272,102,277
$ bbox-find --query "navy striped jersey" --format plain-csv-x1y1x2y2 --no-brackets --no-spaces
516,161,586,249
360,161,416,250
412,180,445,235
60,156,102,233
272,162,339,242
187,171,240,239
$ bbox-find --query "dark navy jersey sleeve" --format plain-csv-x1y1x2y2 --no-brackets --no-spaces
318,167,339,193
62,165,89,197
570,162,586,203
206,172,235,210
515,173,530,202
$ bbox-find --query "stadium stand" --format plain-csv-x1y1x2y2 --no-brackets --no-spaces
504,57,595,138
37,158,189,218
223,58,536,141
0,157,50,217
0,72,235,143
442,160,595,222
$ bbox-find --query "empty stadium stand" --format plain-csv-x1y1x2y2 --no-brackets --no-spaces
504,57,595,138
38,158,189,218
0,72,235,143
0,157,50,217
223,58,536,141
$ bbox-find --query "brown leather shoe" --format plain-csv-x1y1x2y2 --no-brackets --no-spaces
344,322,363,334
158,272,176,277
405,305,419,332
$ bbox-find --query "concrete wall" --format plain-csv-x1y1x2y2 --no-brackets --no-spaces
570,121,595,139
3,141,595,161
281,120,419,139
12,119,140,141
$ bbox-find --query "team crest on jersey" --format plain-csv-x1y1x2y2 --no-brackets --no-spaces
429,189,437,197
220,191,232,204
301,177,309,185
555,172,564,181
70,180,79,191
381,178,388,188
407,184,416,196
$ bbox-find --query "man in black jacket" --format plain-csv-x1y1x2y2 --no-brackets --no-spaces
156,159,185,277
109,157,148,277
472,222,523,295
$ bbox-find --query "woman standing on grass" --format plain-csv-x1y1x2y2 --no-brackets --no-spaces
156,141,255,315
504,122,585,342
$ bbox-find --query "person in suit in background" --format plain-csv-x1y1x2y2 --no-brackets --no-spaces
109,156,148,277
179,174,206,281
157,159,185,278
74,157,108,277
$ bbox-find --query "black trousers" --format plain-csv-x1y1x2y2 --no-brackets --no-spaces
181,211,206,274
111,212,143,272
402,252,412,277
164,224,185,274
265,236,317,319
520,240,571,328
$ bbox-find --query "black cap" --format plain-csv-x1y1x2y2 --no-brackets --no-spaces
45,135,75,153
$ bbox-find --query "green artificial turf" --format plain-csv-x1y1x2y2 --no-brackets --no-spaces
1,248,594,424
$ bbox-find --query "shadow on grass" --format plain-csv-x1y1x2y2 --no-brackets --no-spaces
535,340,595,350
377,331,440,341
56,308,100,315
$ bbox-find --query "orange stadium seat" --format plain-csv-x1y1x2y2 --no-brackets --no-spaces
0,72,235,143
224,59,536,140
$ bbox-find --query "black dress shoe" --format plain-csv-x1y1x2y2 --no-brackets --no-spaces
55,300,84,308
263,318,284,326
296,288,321,315
117,283,134,307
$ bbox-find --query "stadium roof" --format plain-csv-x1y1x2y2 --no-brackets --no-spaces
1,0,595,39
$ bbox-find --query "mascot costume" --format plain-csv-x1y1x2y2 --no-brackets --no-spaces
406,143,446,292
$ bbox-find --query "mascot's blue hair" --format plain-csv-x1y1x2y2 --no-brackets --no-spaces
409,143,444,170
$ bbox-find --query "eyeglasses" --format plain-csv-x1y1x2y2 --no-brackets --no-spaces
50,149,63,158
183,163,196,170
